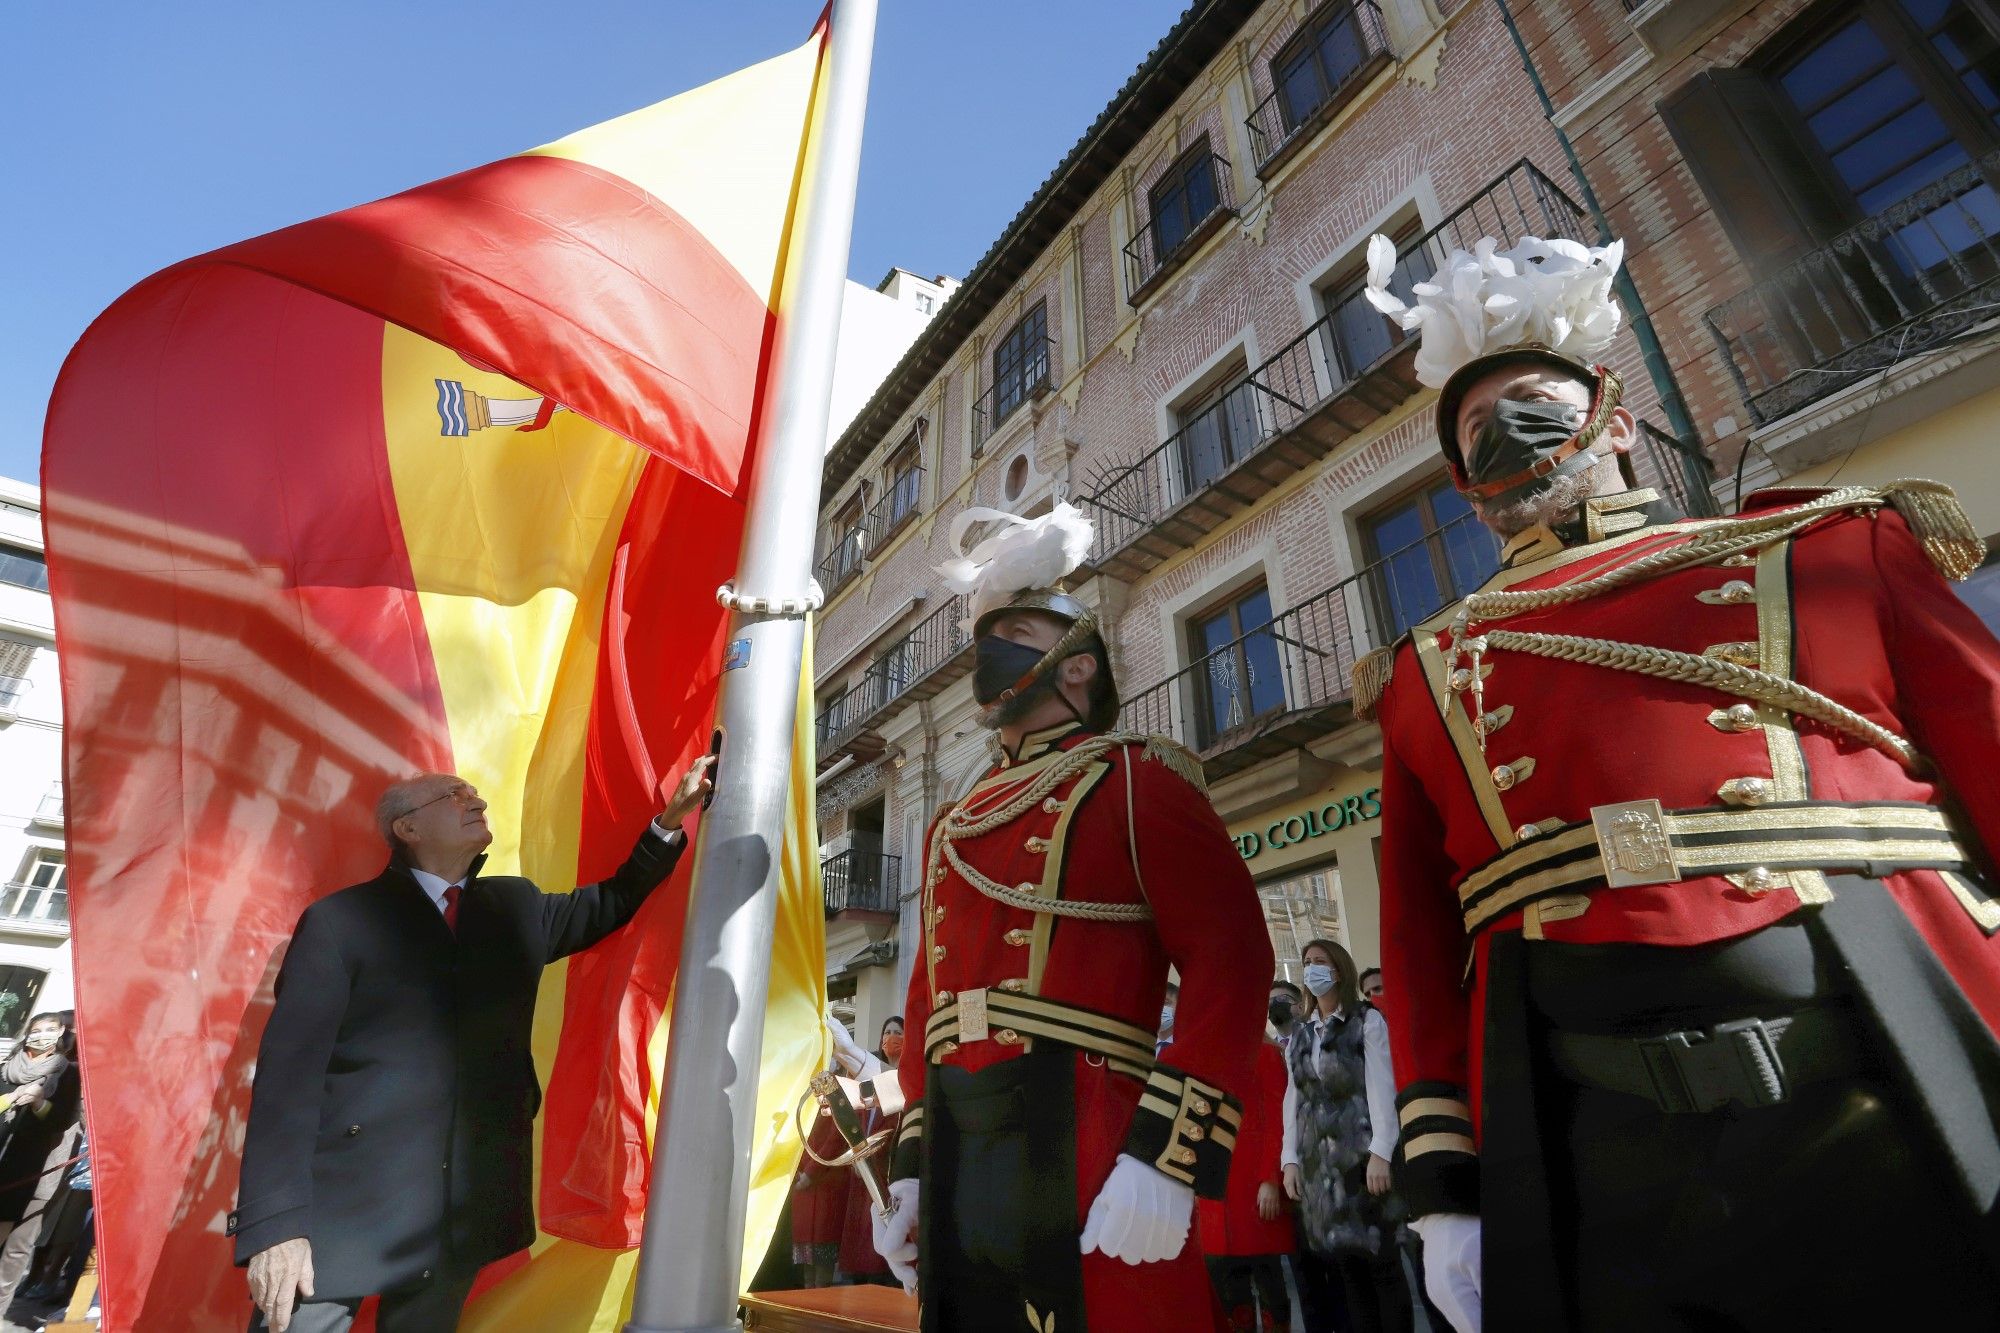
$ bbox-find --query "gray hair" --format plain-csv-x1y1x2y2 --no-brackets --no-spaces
375,773,458,849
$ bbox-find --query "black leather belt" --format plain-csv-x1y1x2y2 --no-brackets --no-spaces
1545,1008,1866,1114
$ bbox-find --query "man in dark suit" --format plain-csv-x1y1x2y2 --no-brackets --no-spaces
231,758,712,1332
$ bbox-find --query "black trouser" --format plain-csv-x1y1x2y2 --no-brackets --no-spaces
925,1053,1082,1333
1553,1069,1994,1330
1515,903,2000,1330
1206,1254,1291,1331
1295,1245,1411,1333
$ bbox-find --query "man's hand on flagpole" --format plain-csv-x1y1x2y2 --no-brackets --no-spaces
247,1238,314,1333
656,755,716,832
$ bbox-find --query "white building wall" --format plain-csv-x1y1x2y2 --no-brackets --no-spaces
0,476,73,1031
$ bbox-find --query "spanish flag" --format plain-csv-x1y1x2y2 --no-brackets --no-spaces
41,20,835,1333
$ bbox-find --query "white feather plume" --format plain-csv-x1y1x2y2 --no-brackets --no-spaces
940,502,1095,629
1362,232,1625,389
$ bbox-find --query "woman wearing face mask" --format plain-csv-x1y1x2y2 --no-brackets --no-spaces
837,1018,905,1286
1279,942,1409,1333
0,1013,82,1311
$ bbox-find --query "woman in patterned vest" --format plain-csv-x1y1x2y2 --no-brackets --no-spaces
1281,939,1410,1333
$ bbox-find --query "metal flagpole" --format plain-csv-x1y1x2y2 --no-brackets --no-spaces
624,1,877,1328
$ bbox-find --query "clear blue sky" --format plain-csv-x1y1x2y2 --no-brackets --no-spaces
0,1,1190,483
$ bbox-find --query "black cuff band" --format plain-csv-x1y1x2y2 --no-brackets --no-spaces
1393,1081,1479,1217
1123,1064,1242,1199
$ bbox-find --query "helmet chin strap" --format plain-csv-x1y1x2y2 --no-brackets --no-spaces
1455,365,1623,503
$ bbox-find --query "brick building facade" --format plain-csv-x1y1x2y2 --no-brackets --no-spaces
1513,0,2000,544
810,0,1716,1036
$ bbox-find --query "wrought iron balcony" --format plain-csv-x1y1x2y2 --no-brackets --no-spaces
1704,155,2000,426
1245,1,1392,178
814,525,868,599
1632,421,1722,519
0,883,67,935
0,675,26,716
1124,152,1238,301
971,339,1058,454
1119,516,1498,783
29,786,61,827
822,849,901,917
1083,160,1586,581
814,594,976,766
866,466,924,551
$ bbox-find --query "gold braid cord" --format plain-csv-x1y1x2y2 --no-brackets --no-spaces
1463,481,1981,625
1483,629,1921,769
925,732,1167,923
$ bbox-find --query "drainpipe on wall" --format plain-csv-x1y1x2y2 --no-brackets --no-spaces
1489,0,1715,509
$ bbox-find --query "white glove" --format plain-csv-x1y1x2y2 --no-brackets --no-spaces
826,1016,883,1080
871,1177,920,1295
1078,1154,1194,1265
246,1237,315,1333
1410,1213,1482,1333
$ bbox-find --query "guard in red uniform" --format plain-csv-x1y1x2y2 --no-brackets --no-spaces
1360,235,2000,1330
868,504,1273,1332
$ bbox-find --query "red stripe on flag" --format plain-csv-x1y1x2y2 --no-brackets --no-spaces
43,265,452,1332
200,155,774,495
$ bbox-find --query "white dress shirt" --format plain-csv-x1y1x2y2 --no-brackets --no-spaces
407,818,682,916
1280,1004,1399,1169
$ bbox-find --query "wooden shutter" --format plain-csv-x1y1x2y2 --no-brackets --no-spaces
1660,67,1855,274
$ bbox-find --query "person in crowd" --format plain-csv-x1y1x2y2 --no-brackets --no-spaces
793,1083,852,1289
836,1017,904,1286
1358,968,1383,1004
0,1014,82,1318
1269,980,1301,1043
19,1116,91,1312
232,759,713,1333
1198,1007,1294,1331
1281,940,1408,1333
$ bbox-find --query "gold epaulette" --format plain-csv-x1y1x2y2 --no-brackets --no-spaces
1101,730,1208,794
1352,643,1398,722
1879,479,1985,582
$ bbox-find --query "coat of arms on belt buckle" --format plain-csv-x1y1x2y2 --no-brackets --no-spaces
1591,799,1681,889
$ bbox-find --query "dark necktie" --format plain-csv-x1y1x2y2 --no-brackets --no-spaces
442,884,462,933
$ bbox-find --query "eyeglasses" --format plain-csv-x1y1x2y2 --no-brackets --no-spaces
400,783,480,820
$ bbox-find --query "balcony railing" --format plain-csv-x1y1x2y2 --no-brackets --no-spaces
0,676,25,715
1633,420,1722,519
30,786,62,827
0,883,67,934
866,467,924,550
815,594,975,762
1704,153,2000,426
1120,518,1498,781
1083,160,1586,578
815,524,868,598
1124,153,1238,300
822,849,901,916
971,339,1058,453
1245,2,1392,176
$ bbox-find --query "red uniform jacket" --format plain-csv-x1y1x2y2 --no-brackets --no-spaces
1370,487,2000,1214
1196,1039,1292,1257
893,724,1273,1332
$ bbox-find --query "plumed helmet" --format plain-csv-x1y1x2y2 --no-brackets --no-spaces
941,504,1121,730
1360,232,1625,478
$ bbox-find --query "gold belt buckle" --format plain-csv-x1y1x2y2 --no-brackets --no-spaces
957,987,989,1043
1590,799,1682,889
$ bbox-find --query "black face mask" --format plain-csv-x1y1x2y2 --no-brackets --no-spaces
1466,397,1598,504
972,634,1051,706
1268,998,1295,1028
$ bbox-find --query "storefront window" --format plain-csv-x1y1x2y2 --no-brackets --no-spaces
1259,865,1345,979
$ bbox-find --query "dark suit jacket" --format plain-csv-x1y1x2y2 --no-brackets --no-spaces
228,827,681,1297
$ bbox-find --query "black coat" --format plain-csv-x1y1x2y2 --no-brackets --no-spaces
0,1056,80,1222
229,827,681,1298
